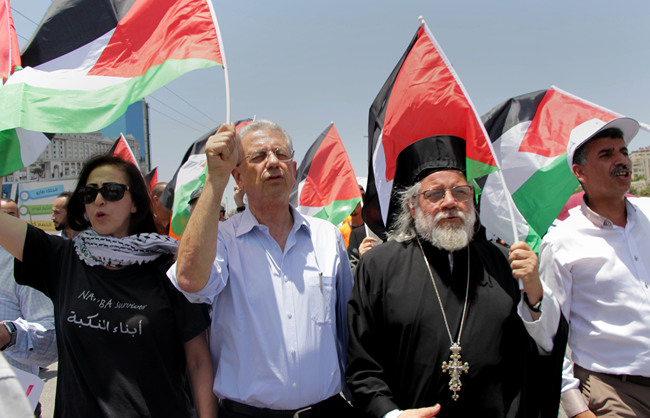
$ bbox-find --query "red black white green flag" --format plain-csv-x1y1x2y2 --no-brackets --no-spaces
363,18,498,238
477,86,648,251
110,133,157,191
0,0,48,179
144,167,158,193
0,0,226,176
109,134,139,168
290,122,362,226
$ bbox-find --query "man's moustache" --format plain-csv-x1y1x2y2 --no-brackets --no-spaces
433,209,465,223
612,165,630,176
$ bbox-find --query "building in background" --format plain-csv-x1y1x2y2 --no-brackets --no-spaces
631,146,650,180
3,132,142,184
3,100,149,184
101,99,151,169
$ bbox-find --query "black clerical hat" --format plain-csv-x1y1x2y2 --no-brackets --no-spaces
386,135,466,232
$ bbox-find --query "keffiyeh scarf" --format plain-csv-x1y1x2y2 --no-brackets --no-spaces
74,229,179,267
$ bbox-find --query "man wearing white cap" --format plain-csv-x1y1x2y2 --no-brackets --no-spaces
539,117,650,417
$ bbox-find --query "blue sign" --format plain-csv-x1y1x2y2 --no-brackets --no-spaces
19,185,64,201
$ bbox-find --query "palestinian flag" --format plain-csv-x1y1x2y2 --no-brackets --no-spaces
1,0,20,82
0,1,49,177
0,0,226,176
109,133,139,168
144,167,158,193
110,133,158,191
363,18,498,238
478,86,632,251
163,118,253,238
290,122,362,226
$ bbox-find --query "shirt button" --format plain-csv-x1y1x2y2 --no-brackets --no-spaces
635,256,639,261
290,348,296,355
284,276,289,283
292,383,297,388
287,312,292,319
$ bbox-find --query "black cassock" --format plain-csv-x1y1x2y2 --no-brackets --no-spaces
346,238,567,418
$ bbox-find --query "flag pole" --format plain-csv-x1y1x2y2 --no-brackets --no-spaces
223,61,231,125
496,169,520,244
208,1,231,124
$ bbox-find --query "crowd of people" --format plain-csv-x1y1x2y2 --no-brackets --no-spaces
0,116,648,417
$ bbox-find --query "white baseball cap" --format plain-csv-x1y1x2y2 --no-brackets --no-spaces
566,117,639,167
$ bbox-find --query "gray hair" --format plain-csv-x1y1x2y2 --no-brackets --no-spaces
236,119,294,152
386,182,420,242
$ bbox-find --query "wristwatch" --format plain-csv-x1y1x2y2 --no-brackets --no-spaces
0,321,17,351
523,292,542,313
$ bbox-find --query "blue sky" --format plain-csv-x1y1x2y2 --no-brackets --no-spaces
11,1,650,209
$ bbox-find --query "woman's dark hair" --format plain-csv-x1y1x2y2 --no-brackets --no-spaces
67,154,157,235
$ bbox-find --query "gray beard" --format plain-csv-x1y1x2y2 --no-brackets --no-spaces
414,206,476,252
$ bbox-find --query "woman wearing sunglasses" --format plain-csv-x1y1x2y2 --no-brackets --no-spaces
0,155,216,417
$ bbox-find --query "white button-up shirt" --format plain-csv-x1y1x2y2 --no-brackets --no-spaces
540,198,650,416
169,207,353,410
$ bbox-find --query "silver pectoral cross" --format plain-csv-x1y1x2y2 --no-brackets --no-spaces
441,342,469,401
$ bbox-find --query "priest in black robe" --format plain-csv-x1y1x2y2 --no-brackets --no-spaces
346,136,568,418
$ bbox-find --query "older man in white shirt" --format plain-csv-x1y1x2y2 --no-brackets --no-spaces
169,120,354,418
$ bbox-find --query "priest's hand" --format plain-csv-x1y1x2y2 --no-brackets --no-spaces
509,241,543,316
359,236,378,257
398,404,441,417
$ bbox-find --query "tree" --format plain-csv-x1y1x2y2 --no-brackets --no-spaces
30,166,44,181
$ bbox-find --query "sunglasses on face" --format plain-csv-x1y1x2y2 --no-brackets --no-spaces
78,183,130,204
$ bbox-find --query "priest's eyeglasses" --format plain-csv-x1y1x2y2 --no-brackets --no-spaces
419,185,474,204
241,147,294,165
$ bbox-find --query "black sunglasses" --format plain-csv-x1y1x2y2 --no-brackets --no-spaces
78,183,130,204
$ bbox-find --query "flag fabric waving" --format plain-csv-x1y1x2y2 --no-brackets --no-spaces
478,86,631,251
110,134,157,191
0,0,20,82
290,122,362,226
0,1,50,178
109,134,139,168
163,118,253,238
0,0,226,176
363,18,498,238
144,167,158,193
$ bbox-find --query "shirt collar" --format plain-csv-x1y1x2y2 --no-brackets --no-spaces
579,196,637,228
234,205,311,238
